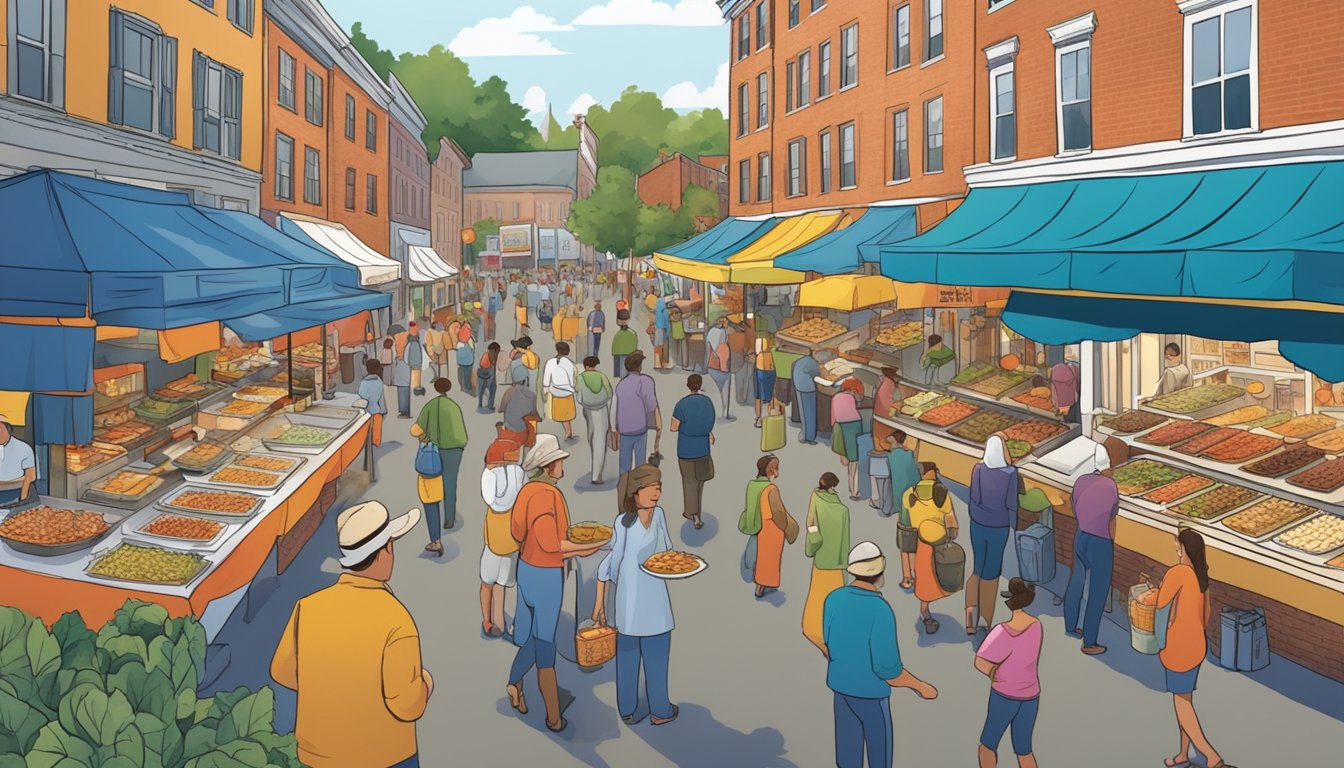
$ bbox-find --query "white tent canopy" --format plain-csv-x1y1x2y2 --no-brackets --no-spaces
408,245,457,281
281,213,401,286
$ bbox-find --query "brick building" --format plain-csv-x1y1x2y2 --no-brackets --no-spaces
431,137,471,309
637,152,729,218
387,71,451,321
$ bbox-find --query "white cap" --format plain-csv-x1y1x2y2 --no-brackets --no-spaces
846,541,886,577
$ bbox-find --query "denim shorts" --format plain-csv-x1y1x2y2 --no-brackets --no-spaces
970,522,1011,581
755,369,777,402
979,691,1038,756
1164,663,1201,695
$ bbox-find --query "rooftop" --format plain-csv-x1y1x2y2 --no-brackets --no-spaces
463,150,579,192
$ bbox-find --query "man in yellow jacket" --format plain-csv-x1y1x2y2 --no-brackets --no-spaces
271,501,432,768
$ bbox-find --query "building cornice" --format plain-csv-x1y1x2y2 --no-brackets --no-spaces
1047,12,1096,47
265,0,392,106
386,72,428,137
731,193,964,221
437,137,471,168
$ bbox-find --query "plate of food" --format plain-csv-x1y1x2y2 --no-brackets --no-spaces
131,397,195,423
157,486,265,519
641,550,707,580
950,361,997,387
568,522,614,545
232,385,289,404
0,504,116,556
130,512,230,550
86,542,209,587
66,442,127,475
1306,427,1344,454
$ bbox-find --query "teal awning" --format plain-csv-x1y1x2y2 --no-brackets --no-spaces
658,216,778,265
775,206,916,274
880,162,1344,304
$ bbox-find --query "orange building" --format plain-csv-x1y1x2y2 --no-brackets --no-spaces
262,17,330,222
637,152,729,218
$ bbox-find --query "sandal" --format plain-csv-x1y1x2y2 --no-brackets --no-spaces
1163,759,1189,767
425,541,443,554
650,705,679,726
506,682,528,715
693,517,703,530
923,617,940,634
546,716,568,733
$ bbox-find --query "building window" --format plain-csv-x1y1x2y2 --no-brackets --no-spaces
811,0,825,10
786,61,795,112
787,138,807,197
344,167,355,210
924,96,943,173
366,110,378,150
818,40,831,98
1058,43,1092,151
304,67,323,126
991,64,1016,161
757,72,769,129
892,5,910,70
496,202,503,219
737,83,749,136
738,159,750,204
192,53,241,160
226,0,252,34
757,153,771,201
797,51,811,107
838,122,855,188
840,24,858,89
755,2,768,50
108,11,175,138
891,110,909,182
366,174,378,214
344,94,356,139
819,130,832,193
277,50,298,113
274,132,293,201
1185,0,1255,137
789,0,800,27
10,0,66,107
738,17,750,60
512,202,521,220
925,0,944,62
303,146,321,204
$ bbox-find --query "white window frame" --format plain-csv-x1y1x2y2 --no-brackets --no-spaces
819,129,832,194
1180,0,1258,140
840,23,858,90
924,95,944,174
757,152,771,201
1049,13,1096,156
787,137,807,197
817,40,832,99
277,48,295,111
304,66,323,126
303,145,321,205
757,72,769,129
890,4,910,72
985,38,1018,163
797,50,811,108
838,121,856,189
738,16,750,60
755,2,769,51
889,108,909,184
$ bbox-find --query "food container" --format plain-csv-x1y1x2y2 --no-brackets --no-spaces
1200,431,1283,463
261,423,338,455
1095,410,1171,437
1265,413,1340,440
640,551,708,580
131,398,197,424
1112,459,1188,497
1129,580,1158,633
1220,498,1319,542
65,442,129,476
1136,420,1214,447
1286,458,1344,494
126,511,233,552
197,399,272,432
0,498,125,557
949,361,997,387
85,542,210,587
568,522,614,545
1141,475,1216,506
1241,444,1325,478
1139,384,1249,421
1271,513,1344,557
918,399,982,428
232,385,289,404
157,485,266,520
201,466,288,493
575,621,617,668
1164,484,1263,523
82,470,167,504
171,442,235,474
230,453,305,476
287,405,359,431
945,410,1024,446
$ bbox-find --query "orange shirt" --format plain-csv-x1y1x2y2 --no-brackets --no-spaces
510,479,569,569
1157,563,1208,673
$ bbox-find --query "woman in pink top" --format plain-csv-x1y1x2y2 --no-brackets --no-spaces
829,379,866,500
974,578,1042,768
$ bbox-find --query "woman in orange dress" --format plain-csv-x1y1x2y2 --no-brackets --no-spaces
753,454,798,599
907,462,959,635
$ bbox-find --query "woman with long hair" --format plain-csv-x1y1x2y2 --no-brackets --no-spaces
830,378,867,500
1157,528,1235,768
802,472,850,653
595,465,680,725
905,462,958,634
966,434,1019,634
975,578,1043,768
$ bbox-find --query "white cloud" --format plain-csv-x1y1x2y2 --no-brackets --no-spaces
447,7,573,58
661,62,728,110
567,93,600,116
572,0,723,27
521,86,548,115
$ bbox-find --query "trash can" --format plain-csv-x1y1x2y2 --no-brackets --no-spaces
340,349,357,384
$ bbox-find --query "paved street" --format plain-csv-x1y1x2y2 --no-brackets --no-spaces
209,304,1344,767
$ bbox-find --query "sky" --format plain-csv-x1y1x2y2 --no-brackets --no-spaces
321,0,731,126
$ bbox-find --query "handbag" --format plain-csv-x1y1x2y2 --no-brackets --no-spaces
415,440,443,477
761,399,786,451
896,524,919,554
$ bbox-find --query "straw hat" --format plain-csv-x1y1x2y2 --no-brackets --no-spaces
336,501,420,568
523,433,569,473
846,541,886,577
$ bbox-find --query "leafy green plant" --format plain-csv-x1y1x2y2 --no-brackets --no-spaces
0,602,298,768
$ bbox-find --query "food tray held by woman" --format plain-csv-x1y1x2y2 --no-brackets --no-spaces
1241,444,1324,478
1141,475,1215,505
1286,458,1344,493
1136,420,1213,447
1100,410,1168,435
641,550,706,579
87,542,208,586
568,522,614,544
0,505,112,555
1201,431,1283,463
918,400,981,427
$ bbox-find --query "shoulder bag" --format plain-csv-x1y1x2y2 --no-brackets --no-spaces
415,432,443,477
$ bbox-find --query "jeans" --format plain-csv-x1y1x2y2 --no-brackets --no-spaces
797,389,818,442
396,386,410,416
613,354,627,378
478,375,497,410
423,501,440,543
707,368,731,418
591,333,602,355
833,693,892,768
510,561,564,682
616,632,674,720
458,364,474,396
584,405,611,484
1064,531,1114,646
390,754,419,768
618,432,648,477
979,691,1039,756
437,448,463,529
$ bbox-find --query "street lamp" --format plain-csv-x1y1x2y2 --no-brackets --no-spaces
459,228,476,311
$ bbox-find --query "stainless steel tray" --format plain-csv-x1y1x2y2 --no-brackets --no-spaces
229,452,305,476
157,484,266,520
1160,484,1265,525
80,471,181,511
1269,513,1344,558
125,511,234,552
85,542,210,587
1219,503,1321,544
290,405,359,431
0,497,127,557
172,444,237,475
1138,390,1253,422
200,466,288,492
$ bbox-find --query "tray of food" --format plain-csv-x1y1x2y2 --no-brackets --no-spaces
1141,384,1246,418
641,550,707,580
232,385,289,404
1221,498,1319,542
568,521,614,545
262,423,339,455
1167,484,1263,522
1241,444,1325,478
1243,410,1294,431
1266,414,1339,440
202,398,272,419
65,442,128,475
153,375,225,403
1005,439,1033,460
1002,420,1070,448
86,542,209,587
1113,459,1188,496
128,512,231,550
1136,420,1214,447
1200,431,1283,463
946,411,1024,445
1204,405,1272,427
290,341,325,362
1141,474,1217,505
1285,458,1344,494
1272,514,1344,556
172,442,234,474
94,408,138,429
967,371,1036,399
950,361,997,387
93,420,156,448
84,470,165,503
202,466,288,491
1306,427,1344,454
132,397,196,424
231,453,305,475
1171,427,1242,456
157,486,265,519
288,406,360,431
1097,410,1170,436
899,391,950,418
777,317,849,346
918,399,982,428
865,322,924,356
0,503,118,556
1328,551,1344,569
1011,389,1055,414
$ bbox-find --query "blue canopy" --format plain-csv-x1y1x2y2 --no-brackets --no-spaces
0,170,381,328
656,216,778,265
1003,291,1344,382
880,162,1344,304
224,286,390,342
775,206,916,273
0,322,94,393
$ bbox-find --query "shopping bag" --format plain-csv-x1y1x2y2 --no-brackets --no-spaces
740,535,758,579
761,411,786,451
417,474,444,504
933,539,966,593
414,441,442,477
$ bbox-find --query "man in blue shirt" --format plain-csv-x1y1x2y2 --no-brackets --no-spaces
823,542,938,768
670,374,715,530
587,302,606,356
791,352,822,444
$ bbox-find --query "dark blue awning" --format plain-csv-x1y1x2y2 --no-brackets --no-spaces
224,287,391,342
775,206,916,273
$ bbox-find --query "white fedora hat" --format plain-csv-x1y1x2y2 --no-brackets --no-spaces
522,433,569,473
337,501,421,568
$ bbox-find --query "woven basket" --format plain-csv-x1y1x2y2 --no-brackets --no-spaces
576,623,616,668
1129,582,1157,633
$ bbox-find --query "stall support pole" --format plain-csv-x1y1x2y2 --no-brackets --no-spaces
286,333,295,401
321,324,331,400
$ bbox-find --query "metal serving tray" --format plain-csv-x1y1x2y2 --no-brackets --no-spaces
157,484,266,520
288,405,359,431
0,496,128,557
125,511,236,552
171,443,236,475
1219,503,1322,544
1159,484,1265,525
80,470,182,511
1137,390,1254,422
85,542,211,588
200,466,288,493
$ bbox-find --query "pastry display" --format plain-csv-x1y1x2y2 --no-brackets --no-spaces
88,543,206,584
900,391,950,417
1136,420,1214,447
1142,475,1215,504
1012,391,1054,412
162,490,261,517
1242,444,1324,478
869,323,923,351
778,317,847,343
266,425,335,446
1306,428,1344,454
1172,427,1241,456
1169,485,1261,520
88,470,163,500
1201,431,1283,462
643,550,703,575
1205,405,1272,426
1267,414,1339,438
65,443,126,474
94,420,154,447
1273,514,1344,555
154,374,219,401
216,399,269,417
1100,410,1169,435
1244,411,1294,431
1223,499,1317,538
919,400,981,427
174,442,228,470
94,408,137,429
1113,460,1187,496
214,344,262,364
568,522,614,544
971,371,1035,398
1286,458,1344,493
290,342,325,360
207,467,285,488
233,454,299,473
948,411,1023,444
0,506,109,546
1002,420,1069,446
1144,384,1244,415
951,361,997,386
233,385,288,404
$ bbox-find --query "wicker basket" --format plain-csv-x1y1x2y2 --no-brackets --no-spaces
1129,580,1158,633
576,622,616,668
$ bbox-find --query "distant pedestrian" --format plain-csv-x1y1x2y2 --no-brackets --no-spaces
358,359,387,447
975,578,1043,768
1065,443,1119,656
480,429,529,638
379,333,395,384
456,325,477,396
486,289,500,341
654,292,673,370
792,350,821,443
407,321,426,396
905,463,958,634
823,542,938,768
478,342,501,412
576,356,614,484
803,472,850,654
588,302,606,356
410,378,469,540
750,454,797,599
871,367,903,447
831,379,866,499
542,342,579,442
883,429,921,522
271,501,432,768
499,360,540,433
393,342,413,418
670,374,715,529
611,351,661,477
966,434,1019,636
751,334,776,428
538,299,554,332
611,309,638,378
705,315,734,420
426,322,445,381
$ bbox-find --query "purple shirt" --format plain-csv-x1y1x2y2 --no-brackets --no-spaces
1072,472,1119,539
614,373,658,436
977,620,1043,700
969,464,1019,528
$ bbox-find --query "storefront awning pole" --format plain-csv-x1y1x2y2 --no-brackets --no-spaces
286,333,295,400
322,324,329,399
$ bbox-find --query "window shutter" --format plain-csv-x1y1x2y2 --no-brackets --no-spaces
49,0,68,108
192,51,205,149
160,35,177,138
107,10,125,124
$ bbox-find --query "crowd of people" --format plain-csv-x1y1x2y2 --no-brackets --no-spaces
267,267,1237,768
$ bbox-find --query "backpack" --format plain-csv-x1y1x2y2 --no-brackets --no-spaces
576,371,611,410
737,478,770,536
934,540,967,593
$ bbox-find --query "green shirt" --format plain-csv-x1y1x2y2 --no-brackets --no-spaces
611,327,639,355
415,395,469,450
805,489,852,570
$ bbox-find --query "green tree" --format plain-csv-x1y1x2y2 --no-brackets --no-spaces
568,167,641,256
584,87,679,175
634,204,683,256
349,23,394,79
473,217,502,243
675,183,724,233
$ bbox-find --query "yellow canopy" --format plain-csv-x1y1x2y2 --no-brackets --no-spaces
654,212,846,284
799,275,898,311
